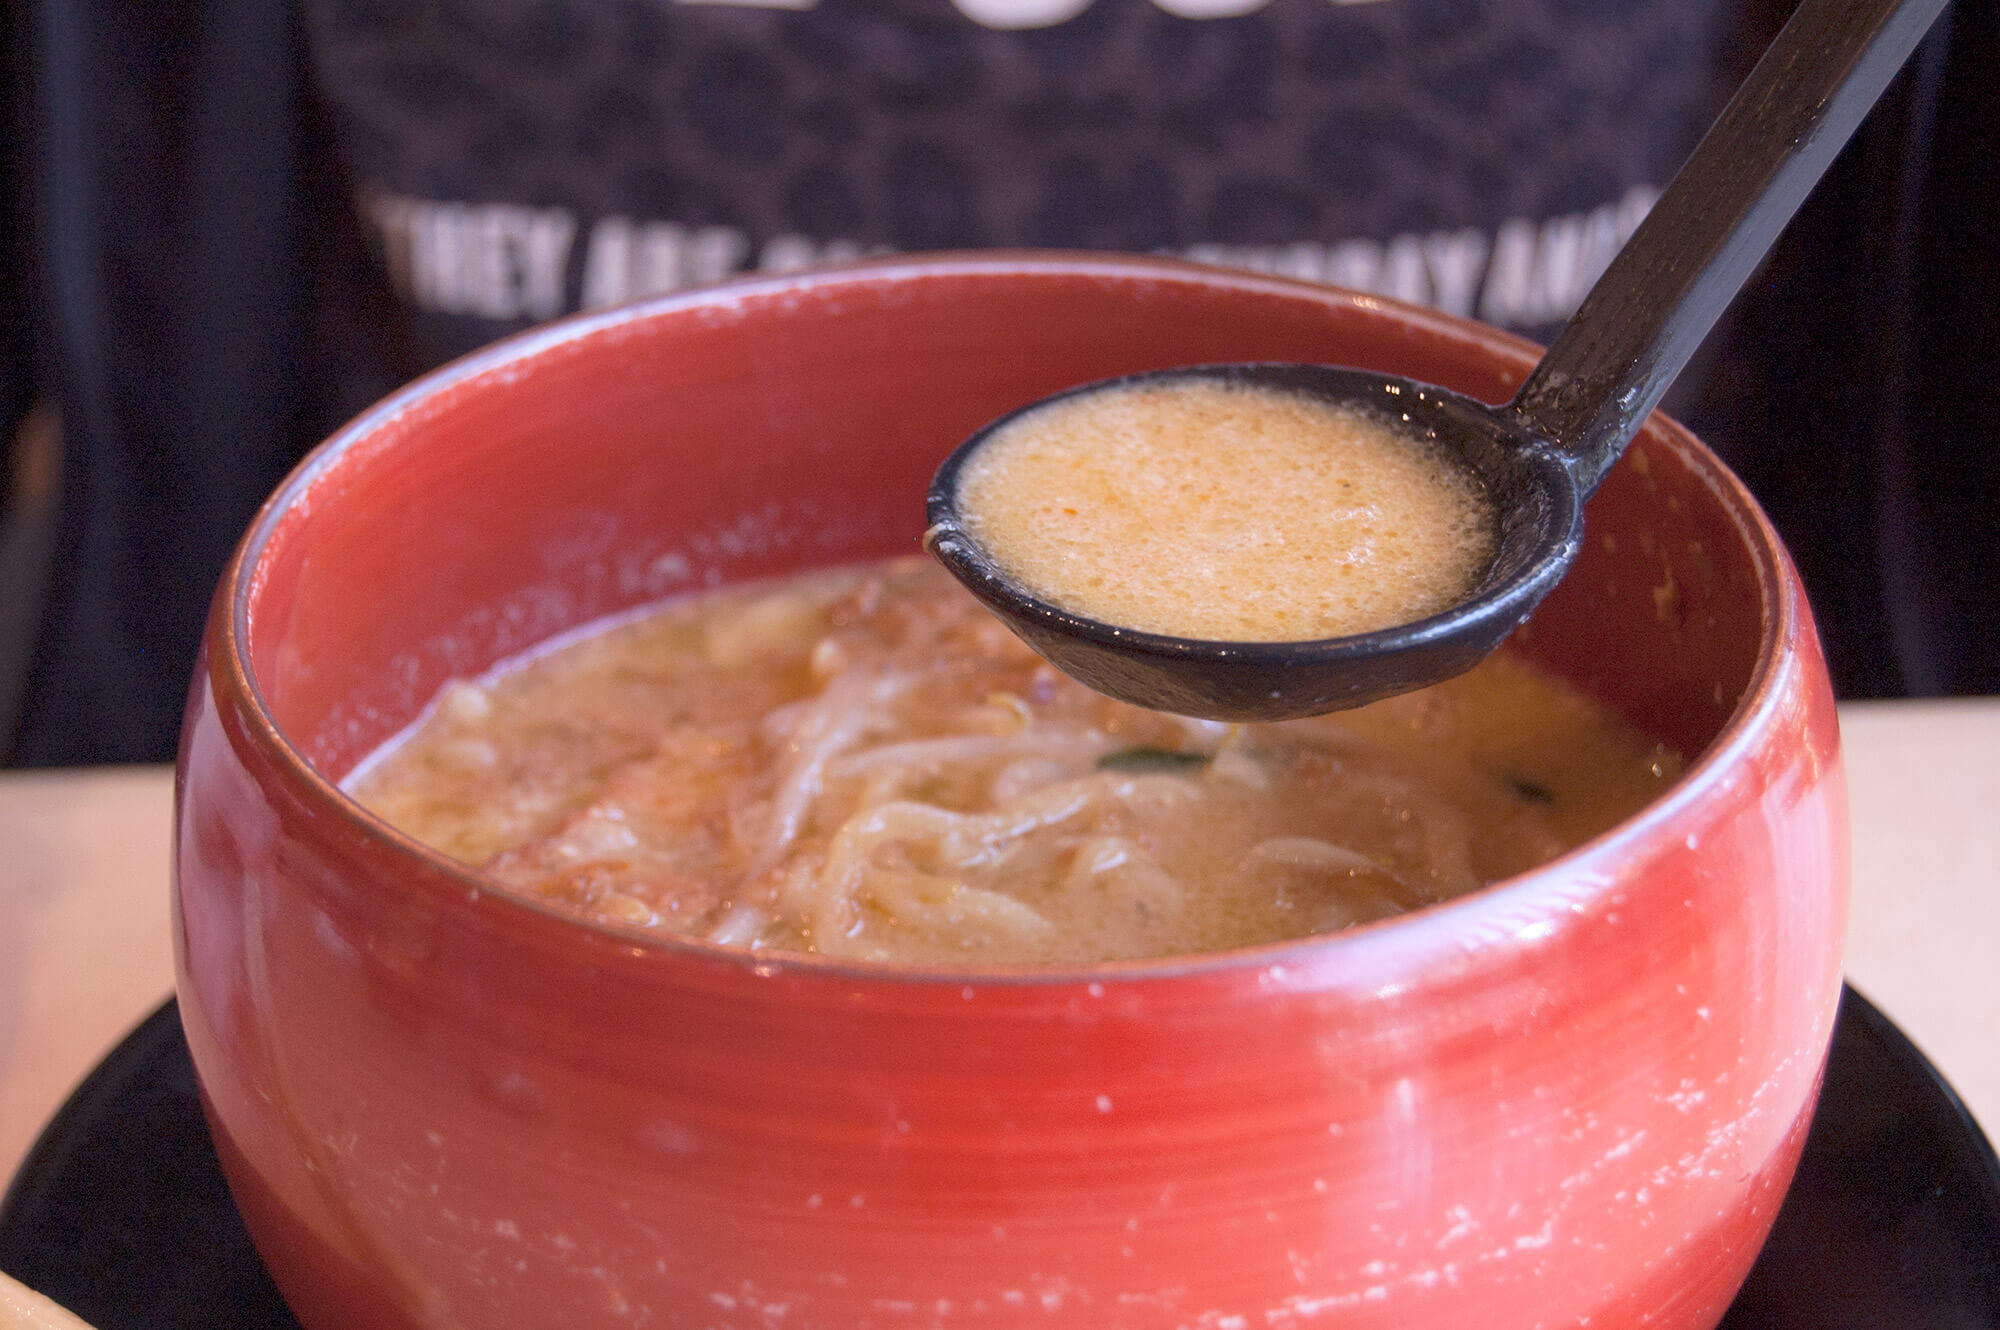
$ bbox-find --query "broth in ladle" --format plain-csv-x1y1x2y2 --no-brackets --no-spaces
953,378,1495,643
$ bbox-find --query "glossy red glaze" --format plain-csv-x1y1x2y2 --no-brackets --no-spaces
173,254,1846,1330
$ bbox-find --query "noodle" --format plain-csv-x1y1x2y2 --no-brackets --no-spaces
350,558,1682,965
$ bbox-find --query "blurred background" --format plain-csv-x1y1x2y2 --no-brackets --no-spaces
2,0,1996,767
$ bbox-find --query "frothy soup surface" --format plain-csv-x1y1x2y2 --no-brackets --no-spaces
954,378,1495,641
349,560,1679,966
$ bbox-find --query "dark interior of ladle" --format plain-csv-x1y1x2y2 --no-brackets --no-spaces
927,0,1949,722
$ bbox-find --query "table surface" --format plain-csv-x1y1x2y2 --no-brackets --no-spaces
4,698,1997,1190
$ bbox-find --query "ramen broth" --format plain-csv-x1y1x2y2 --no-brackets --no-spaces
953,378,1495,641
349,559,1678,965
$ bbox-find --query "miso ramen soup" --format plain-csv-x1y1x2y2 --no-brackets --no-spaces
952,378,1495,641
349,558,1679,965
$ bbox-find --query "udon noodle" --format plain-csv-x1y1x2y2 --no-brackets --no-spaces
349,558,1679,965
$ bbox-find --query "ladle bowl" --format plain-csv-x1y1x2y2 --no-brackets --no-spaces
926,362,1584,719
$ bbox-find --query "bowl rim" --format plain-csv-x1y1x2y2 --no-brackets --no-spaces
209,250,1803,990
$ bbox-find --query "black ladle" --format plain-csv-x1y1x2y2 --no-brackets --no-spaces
926,0,1948,722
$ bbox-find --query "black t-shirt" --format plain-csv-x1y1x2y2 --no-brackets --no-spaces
5,0,1996,765
300,0,1724,361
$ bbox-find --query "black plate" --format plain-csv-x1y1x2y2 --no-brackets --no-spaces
2,986,1996,1329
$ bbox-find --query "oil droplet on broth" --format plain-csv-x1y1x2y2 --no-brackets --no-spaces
956,378,1497,642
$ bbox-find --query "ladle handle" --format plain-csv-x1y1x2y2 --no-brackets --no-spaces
1508,0,1949,492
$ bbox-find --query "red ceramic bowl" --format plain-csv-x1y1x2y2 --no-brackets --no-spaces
174,253,1846,1330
